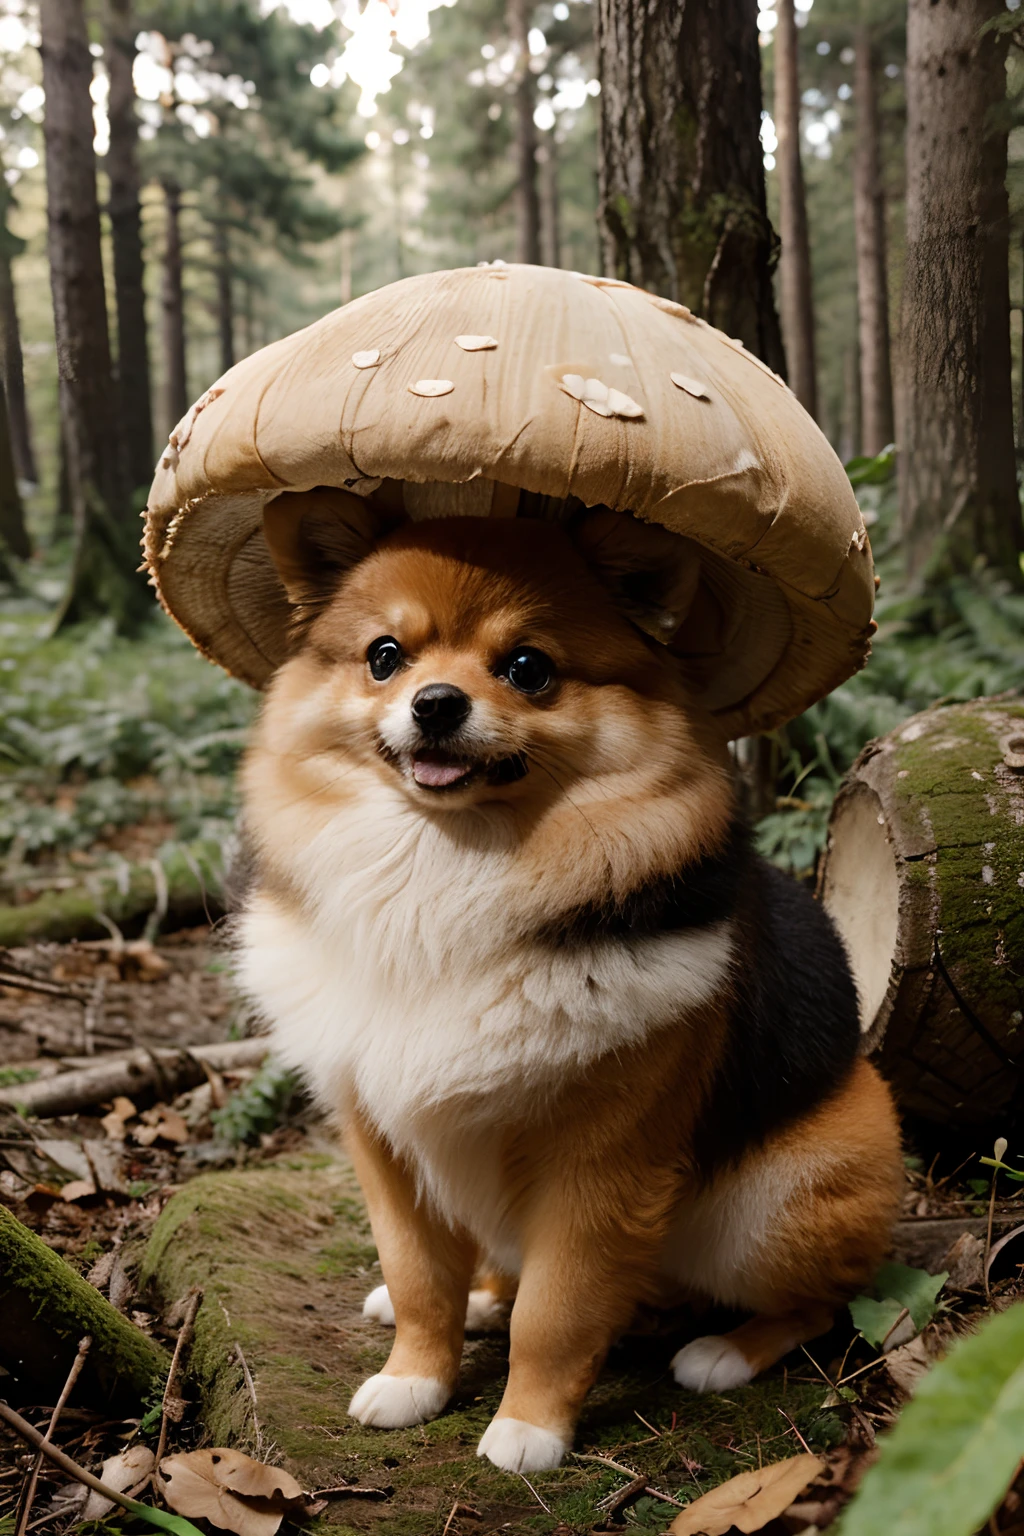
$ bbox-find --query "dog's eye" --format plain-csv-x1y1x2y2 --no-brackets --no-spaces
501,647,554,694
367,636,403,681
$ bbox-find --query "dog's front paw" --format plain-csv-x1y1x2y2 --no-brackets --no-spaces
477,1417,567,1472
348,1373,449,1427
362,1284,395,1326
671,1336,754,1393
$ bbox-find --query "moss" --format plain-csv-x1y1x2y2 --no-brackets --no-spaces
891,704,1024,1022
142,1162,846,1534
0,1203,168,1404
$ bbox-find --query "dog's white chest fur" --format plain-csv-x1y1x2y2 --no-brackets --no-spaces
236,789,734,1263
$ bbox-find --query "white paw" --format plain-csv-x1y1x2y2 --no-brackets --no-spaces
362,1284,395,1326
477,1417,567,1473
348,1373,449,1428
465,1288,508,1332
672,1336,755,1393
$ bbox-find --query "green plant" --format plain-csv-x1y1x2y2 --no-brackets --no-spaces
848,1262,948,1348
210,1057,300,1145
838,1302,1024,1536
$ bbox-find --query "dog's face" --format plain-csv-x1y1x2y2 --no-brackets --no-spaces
256,502,717,818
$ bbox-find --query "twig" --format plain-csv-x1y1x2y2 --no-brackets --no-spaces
14,1335,91,1536
573,1454,687,1510
0,1400,158,1518
441,1497,460,1536
82,976,106,1058
0,972,85,1002
235,1340,262,1455
633,1411,662,1437
154,1289,203,1468
777,1408,813,1457
517,1475,551,1516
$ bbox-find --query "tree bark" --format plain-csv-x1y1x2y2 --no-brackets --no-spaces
160,179,188,434
854,22,894,456
898,0,1022,586
507,0,541,266
105,0,154,493
596,0,785,371
539,136,561,268
820,699,1024,1131
774,0,817,416
0,196,37,491
0,374,27,564
214,217,235,375
40,0,146,630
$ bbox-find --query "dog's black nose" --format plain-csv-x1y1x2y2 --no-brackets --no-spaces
411,683,471,735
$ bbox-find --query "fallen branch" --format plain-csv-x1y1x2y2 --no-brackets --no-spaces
0,841,225,948
0,1039,268,1117
14,1334,92,1536
0,1204,167,1401
155,1291,203,1470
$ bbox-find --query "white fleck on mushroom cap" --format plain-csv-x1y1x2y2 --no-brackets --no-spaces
143,263,874,737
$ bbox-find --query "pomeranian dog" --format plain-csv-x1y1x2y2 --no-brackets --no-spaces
235,489,903,1474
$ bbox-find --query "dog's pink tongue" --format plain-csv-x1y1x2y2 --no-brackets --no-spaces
413,756,471,787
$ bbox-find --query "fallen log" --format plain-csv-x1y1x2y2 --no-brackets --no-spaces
0,1039,268,1117
0,840,226,947
0,1203,168,1404
820,696,1024,1128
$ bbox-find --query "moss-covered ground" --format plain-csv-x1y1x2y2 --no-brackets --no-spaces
142,1160,845,1535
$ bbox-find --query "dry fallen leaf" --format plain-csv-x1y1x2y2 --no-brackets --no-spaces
669,1453,824,1535
134,1106,189,1146
161,1448,310,1536
82,1444,155,1519
60,1178,97,1202
101,1096,138,1141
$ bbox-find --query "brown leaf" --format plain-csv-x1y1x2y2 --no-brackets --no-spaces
82,1444,155,1520
59,1179,97,1202
669,1454,824,1536
160,1449,307,1536
102,1096,138,1141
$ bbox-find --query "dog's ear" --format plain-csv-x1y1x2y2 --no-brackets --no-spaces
569,507,701,642
263,488,402,618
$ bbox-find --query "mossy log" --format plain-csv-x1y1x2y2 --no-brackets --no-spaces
820,696,1024,1127
0,839,225,946
0,1203,167,1405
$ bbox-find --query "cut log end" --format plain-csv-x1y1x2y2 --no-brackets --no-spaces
821,698,1024,1129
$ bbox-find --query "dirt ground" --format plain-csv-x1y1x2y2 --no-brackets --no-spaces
3,929,1024,1535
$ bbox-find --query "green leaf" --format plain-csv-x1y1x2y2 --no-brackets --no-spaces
120,1498,207,1536
837,1303,1024,1536
872,1263,948,1330
849,1294,905,1347
849,1263,948,1344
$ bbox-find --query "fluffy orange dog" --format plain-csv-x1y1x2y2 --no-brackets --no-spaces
235,493,903,1474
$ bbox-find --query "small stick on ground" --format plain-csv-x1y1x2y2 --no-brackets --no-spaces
235,1341,262,1456
517,1475,551,1516
574,1454,686,1510
440,1497,460,1536
81,976,106,1057
154,1289,203,1469
13,1334,91,1536
777,1407,814,1457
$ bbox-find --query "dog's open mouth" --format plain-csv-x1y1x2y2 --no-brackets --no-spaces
412,749,476,789
399,748,529,792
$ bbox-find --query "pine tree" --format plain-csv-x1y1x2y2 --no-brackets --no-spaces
595,0,785,369
775,0,818,413
899,0,1022,584
40,0,148,629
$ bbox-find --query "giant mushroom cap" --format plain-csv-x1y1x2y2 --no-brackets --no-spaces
143,263,874,737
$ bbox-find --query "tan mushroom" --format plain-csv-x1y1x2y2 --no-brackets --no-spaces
143,263,873,738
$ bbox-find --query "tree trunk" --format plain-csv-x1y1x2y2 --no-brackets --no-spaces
854,22,894,456
539,136,561,268
898,0,1022,586
596,0,785,371
160,178,188,434
774,0,817,415
507,0,541,266
0,198,37,490
0,374,27,564
214,218,235,375
40,0,146,631
105,0,154,494
840,340,861,464
820,699,1024,1130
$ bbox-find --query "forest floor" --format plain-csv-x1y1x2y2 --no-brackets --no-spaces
3,929,1024,1536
